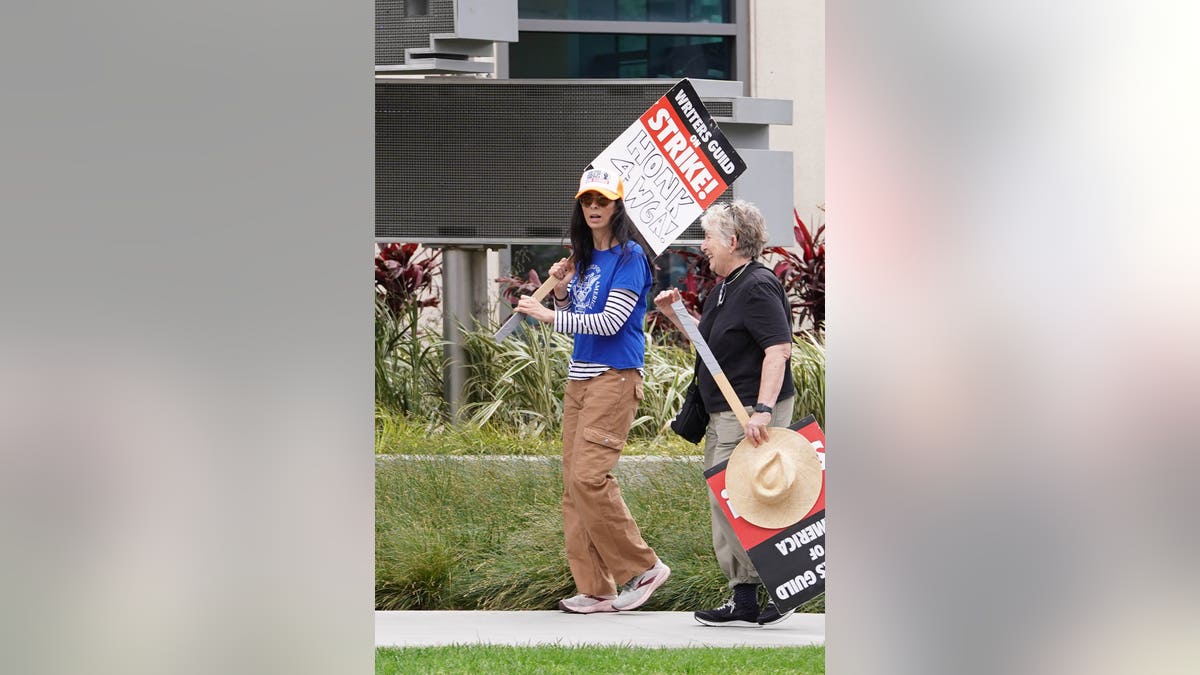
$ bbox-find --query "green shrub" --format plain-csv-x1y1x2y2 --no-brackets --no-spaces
458,321,571,435
375,457,708,610
376,314,825,439
791,333,825,428
631,332,694,437
377,456,566,610
456,323,696,440
375,456,824,613
375,299,444,419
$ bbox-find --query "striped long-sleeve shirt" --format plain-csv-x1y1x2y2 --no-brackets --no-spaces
553,288,642,380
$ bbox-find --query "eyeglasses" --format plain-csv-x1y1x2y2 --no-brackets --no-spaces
578,194,613,208
716,262,750,306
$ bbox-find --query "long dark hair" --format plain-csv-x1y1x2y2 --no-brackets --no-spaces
568,197,644,275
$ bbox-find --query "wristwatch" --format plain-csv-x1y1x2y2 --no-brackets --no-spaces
753,403,773,414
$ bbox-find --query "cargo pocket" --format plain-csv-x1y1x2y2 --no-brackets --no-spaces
582,425,628,451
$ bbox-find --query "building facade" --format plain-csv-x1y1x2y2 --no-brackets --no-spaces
376,0,823,244
375,0,823,415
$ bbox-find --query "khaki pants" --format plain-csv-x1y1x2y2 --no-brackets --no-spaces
703,396,795,588
561,369,658,596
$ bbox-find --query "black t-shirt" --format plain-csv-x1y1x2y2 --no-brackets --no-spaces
697,261,796,413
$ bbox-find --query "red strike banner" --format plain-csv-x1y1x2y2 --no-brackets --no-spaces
592,79,747,256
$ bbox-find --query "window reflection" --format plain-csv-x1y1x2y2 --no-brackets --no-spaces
519,0,730,23
510,33,732,80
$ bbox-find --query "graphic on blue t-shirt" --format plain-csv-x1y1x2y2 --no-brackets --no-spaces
572,264,602,311
565,244,653,370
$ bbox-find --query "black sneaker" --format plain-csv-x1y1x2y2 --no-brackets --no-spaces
693,597,760,627
757,603,796,626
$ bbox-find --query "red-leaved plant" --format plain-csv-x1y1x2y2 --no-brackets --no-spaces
495,269,543,308
374,243,442,315
766,208,825,337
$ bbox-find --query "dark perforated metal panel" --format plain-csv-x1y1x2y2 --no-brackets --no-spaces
376,0,456,65
376,80,733,244
706,100,733,117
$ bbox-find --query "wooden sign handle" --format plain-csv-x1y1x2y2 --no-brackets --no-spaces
712,371,751,428
492,259,571,343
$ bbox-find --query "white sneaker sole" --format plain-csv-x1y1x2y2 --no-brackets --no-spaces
558,599,615,614
612,565,671,611
758,610,796,626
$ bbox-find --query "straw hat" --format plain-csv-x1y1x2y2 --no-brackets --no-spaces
725,428,823,529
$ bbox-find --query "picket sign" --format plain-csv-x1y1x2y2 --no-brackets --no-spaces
493,79,747,343
706,416,827,613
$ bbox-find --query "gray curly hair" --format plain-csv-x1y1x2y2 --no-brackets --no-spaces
700,200,768,259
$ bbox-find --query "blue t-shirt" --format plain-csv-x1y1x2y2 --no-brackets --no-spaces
567,242,653,369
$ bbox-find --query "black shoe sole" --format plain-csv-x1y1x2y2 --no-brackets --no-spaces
694,615,760,627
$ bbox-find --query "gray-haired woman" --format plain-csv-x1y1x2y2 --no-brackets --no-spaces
654,200,797,626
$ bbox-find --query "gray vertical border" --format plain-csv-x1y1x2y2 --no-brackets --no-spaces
0,2,373,673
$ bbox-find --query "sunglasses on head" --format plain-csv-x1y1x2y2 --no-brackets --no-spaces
578,193,613,208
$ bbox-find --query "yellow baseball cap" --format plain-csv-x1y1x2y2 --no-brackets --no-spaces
575,165,624,200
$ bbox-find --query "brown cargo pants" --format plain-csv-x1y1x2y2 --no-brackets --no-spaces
560,368,659,596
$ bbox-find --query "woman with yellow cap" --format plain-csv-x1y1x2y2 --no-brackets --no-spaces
516,164,670,614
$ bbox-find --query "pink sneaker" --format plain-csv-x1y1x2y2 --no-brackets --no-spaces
558,593,616,614
612,560,671,611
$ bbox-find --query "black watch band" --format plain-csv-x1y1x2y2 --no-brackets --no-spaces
753,403,773,414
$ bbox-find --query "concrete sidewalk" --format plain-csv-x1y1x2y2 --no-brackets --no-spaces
376,611,824,649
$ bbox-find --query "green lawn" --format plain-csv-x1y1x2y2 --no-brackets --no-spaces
376,645,825,674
